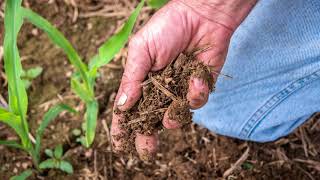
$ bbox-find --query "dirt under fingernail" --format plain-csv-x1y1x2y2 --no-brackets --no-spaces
113,53,215,157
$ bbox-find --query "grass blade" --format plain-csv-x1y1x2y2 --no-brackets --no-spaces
35,104,76,155
89,0,145,70
21,8,90,88
4,0,30,146
83,101,98,147
10,169,33,180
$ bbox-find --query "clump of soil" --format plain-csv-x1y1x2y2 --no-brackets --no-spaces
115,53,214,154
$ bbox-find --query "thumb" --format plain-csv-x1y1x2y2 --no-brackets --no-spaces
115,36,152,110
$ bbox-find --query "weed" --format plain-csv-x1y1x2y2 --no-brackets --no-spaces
39,144,73,174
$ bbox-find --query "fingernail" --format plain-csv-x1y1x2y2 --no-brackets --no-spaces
193,78,204,88
117,93,128,106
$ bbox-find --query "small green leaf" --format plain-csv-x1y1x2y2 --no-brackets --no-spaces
10,169,32,180
39,159,58,169
147,0,168,9
22,67,43,79
44,149,54,158
59,160,73,174
54,144,63,159
22,79,31,89
242,162,254,170
89,0,145,70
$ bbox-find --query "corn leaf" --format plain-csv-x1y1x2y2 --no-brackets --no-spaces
21,8,90,88
35,104,76,155
147,0,168,9
0,107,28,147
89,0,145,70
10,169,33,180
0,140,23,149
70,78,94,102
3,0,29,139
83,101,98,147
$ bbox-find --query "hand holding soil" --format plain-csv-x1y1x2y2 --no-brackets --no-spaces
111,0,256,159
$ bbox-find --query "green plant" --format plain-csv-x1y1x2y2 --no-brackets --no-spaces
39,144,73,174
1,1,78,175
1,0,144,176
12,0,145,148
21,66,43,89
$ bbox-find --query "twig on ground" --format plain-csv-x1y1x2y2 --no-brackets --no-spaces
102,119,113,177
212,147,217,170
223,147,250,178
299,127,309,158
294,159,320,172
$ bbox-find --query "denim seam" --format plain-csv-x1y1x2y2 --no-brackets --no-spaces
239,69,320,139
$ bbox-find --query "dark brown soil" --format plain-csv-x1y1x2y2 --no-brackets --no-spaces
116,53,214,154
0,1,320,180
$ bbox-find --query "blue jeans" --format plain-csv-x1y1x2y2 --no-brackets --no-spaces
193,0,320,142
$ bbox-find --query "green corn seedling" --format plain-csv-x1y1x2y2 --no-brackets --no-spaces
2,2,77,176
9,0,145,148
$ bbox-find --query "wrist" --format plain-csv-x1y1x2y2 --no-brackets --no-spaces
175,0,257,31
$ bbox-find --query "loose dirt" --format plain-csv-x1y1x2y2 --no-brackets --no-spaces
116,53,214,154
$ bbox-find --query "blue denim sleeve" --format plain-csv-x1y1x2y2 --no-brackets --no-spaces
193,0,320,142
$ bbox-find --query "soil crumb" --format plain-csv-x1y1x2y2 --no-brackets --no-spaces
115,53,214,155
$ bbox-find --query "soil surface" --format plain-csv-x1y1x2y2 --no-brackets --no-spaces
0,1,320,180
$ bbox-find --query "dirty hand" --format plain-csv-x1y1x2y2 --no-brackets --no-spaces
111,0,256,158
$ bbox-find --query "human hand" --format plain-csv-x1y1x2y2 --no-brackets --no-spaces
111,0,256,159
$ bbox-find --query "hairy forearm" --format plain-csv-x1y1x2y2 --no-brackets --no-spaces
176,0,257,31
